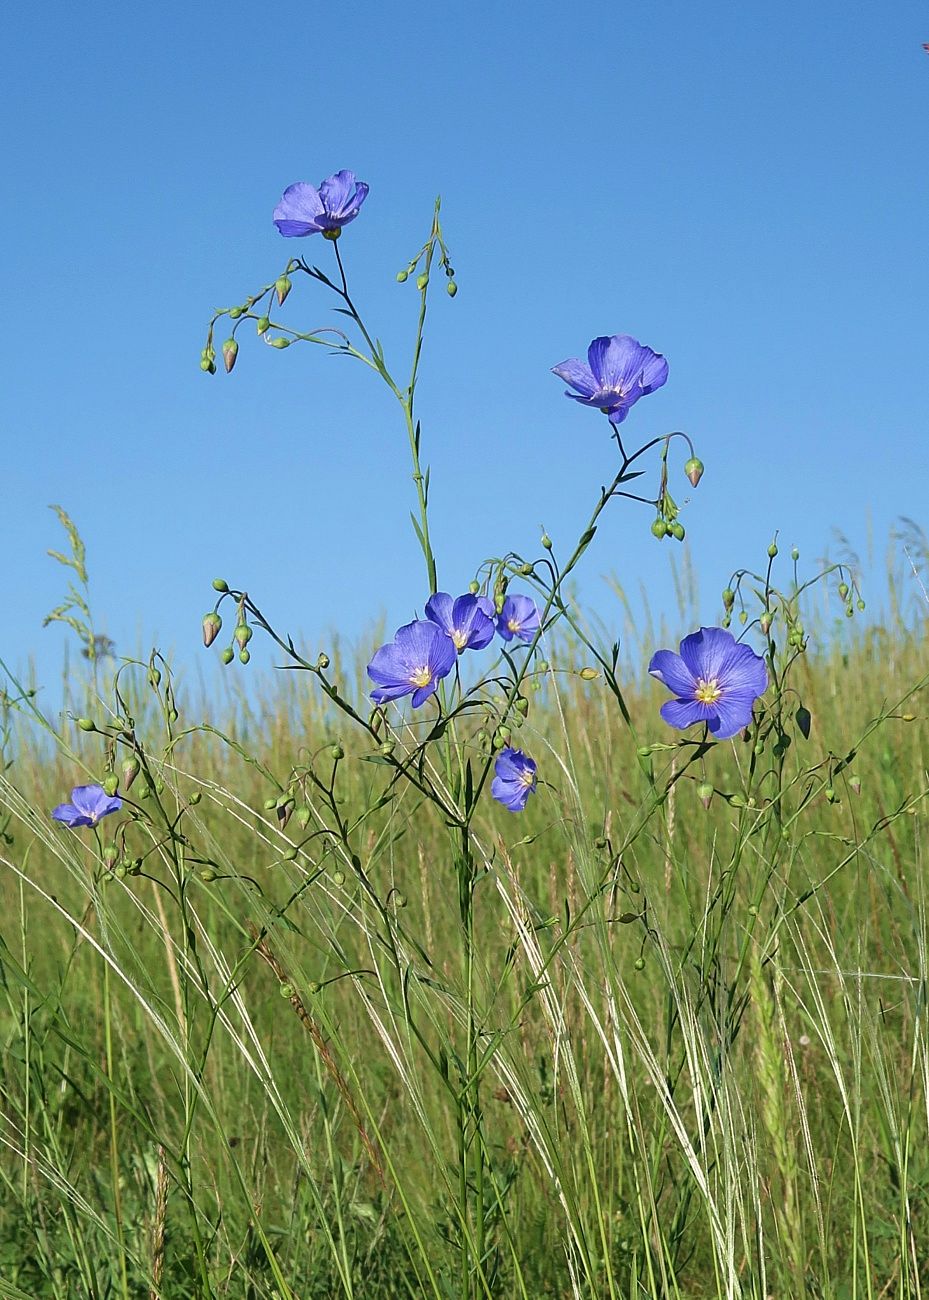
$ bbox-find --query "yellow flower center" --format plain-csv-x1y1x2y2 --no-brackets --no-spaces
694,677,722,704
507,618,521,633
451,629,468,650
409,666,433,688
518,768,536,789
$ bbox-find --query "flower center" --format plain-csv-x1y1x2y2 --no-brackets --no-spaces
409,666,433,688
451,629,468,650
518,768,536,789
694,677,722,704
507,618,521,633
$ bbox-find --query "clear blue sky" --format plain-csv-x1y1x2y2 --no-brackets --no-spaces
3,1,927,694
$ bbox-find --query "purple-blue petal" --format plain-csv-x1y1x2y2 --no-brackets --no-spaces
424,592,454,630
552,358,598,399
707,691,758,740
51,802,92,827
678,628,767,697
659,698,716,731
648,649,696,698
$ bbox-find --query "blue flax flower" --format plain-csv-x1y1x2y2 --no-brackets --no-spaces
497,595,541,644
552,335,669,425
273,170,369,238
51,784,122,828
367,620,456,708
648,627,768,740
424,592,495,652
492,747,538,812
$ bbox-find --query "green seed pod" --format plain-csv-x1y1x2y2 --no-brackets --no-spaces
416,272,429,291
149,667,161,688
722,587,735,610
275,275,292,305
256,316,270,334
738,609,748,625
220,646,235,665
200,357,212,372
517,562,533,576
280,982,295,998
393,892,407,909
378,741,396,756
212,577,229,592
234,623,252,649
857,598,865,611
269,336,290,349
202,612,222,647
222,338,238,373
683,456,704,487
634,957,645,972
670,521,685,541
515,696,529,716
282,846,297,861
295,806,311,829
396,269,409,282
791,546,800,561
838,582,849,600
103,843,119,869
77,717,96,732
446,280,458,297
316,652,330,670
697,781,714,809
329,743,344,761
308,981,322,995
468,580,479,594
188,790,202,805
102,773,119,797
579,667,599,681
114,864,128,880
541,533,552,549
323,227,341,241
759,611,773,634
331,870,345,887
263,797,277,810
229,306,244,320
121,756,140,788
494,725,512,748
238,648,250,664
200,868,217,882
767,541,778,558
154,779,164,795
651,518,668,539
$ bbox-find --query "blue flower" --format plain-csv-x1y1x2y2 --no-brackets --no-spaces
491,748,538,812
367,619,457,708
424,592,495,653
51,784,122,828
648,627,768,740
497,595,541,644
552,335,669,425
273,170,369,238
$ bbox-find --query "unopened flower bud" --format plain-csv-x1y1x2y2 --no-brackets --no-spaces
517,562,533,576
275,275,291,305
791,546,800,561
121,756,141,788
188,790,202,805
697,781,714,810
760,611,773,635
269,336,290,349
212,577,229,592
329,743,344,761
102,774,119,797
200,868,217,882
238,648,250,664
202,612,222,647
234,623,252,650
103,843,119,869
446,280,457,297
825,786,837,803
849,776,861,796
296,806,311,829
515,696,529,715
316,652,330,670
767,541,778,558
379,741,396,757
114,863,128,880
222,338,238,372
541,533,552,549
200,358,212,372
256,316,270,335
857,598,865,611
220,646,234,665
846,606,854,618
651,519,668,539
393,892,407,909
579,667,599,681
670,521,685,541
149,667,161,688
416,272,429,291
331,870,345,887
77,717,96,732
229,306,244,320
634,956,646,972
282,846,297,861
838,582,849,600
277,800,294,828
722,588,735,610
494,726,511,749
684,457,704,488
396,269,408,282
468,580,479,594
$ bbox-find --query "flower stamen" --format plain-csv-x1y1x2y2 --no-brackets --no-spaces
409,666,433,688
695,677,722,704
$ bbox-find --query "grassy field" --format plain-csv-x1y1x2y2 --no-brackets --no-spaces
0,566,927,1299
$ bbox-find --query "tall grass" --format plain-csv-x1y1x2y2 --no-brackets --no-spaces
0,557,926,1298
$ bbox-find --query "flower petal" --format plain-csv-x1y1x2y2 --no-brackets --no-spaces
319,170,357,213
424,592,454,632
648,649,696,698
707,690,758,740
273,181,325,236
659,697,716,731
552,358,598,399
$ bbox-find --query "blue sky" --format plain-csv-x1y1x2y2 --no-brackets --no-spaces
3,1,927,696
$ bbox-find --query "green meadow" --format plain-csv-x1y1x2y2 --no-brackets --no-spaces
0,539,927,1300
